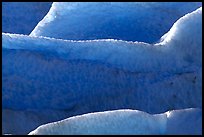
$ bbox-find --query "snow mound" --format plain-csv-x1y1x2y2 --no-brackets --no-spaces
2,7,202,135
2,7,202,113
157,7,202,68
165,108,202,135
3,5,202,73
2,2,52,34
28,108,201,135
29,109,167,135
30,2,201,43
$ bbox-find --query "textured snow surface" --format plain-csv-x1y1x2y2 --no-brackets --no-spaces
2,4,202,135
3,7,202,111
2,2,52,34
30,2,201,43
2,7,202,115
28,108,202,135
165,108,202,135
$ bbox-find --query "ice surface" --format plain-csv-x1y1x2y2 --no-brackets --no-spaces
29,109,167,135
2,7,202,112
28,108,201,135
2,2,52,34
158,7,202,68
30,2,201,43
165,108,202,135
2,6,202,135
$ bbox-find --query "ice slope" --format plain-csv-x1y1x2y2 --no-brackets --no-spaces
30,2,201,43
28,108,202,135
165,108,202,135
2,7,202,113
2,7,202,135
29,109,167,135
2,68,202,134
2,2,52,34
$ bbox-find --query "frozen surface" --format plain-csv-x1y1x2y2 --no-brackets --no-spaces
2,7,202,113
30,2,201,43
165,108,202,135
2,6,202,135
29,109,167,135
28,108,201,135
2,2,52,34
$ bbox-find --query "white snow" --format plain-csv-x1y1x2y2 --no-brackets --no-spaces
2,4,202,135
157,7,202,68
3,5,202,72
30,2,201,43
28,108,201,135
2,6,202,113
165,108,202,135
29,109,167,135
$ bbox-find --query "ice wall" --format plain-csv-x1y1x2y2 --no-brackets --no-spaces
30,2,201,43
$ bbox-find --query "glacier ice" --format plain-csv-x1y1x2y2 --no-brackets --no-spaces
2,4,202,135
165,108,202,135
2,2,52,34
28,109,167,135
28,108,201,135
30,2,201,43
2,7,202,112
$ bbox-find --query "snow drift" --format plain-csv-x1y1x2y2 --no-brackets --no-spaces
2,6,202,135
30,2,201,43
2,7,202,113
28,108,202,135
2,2,52,34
